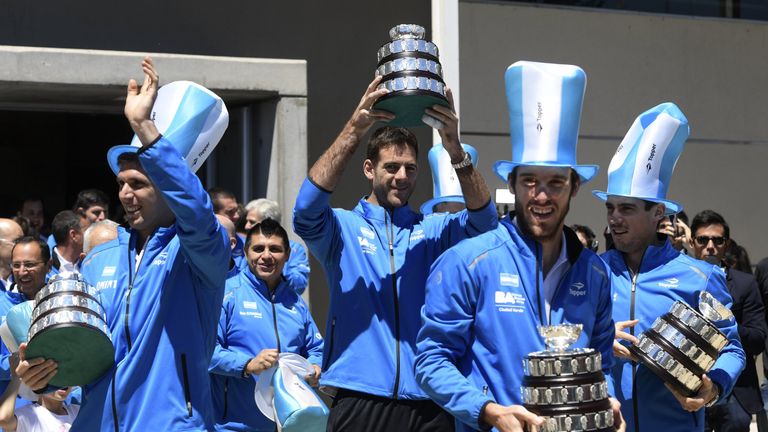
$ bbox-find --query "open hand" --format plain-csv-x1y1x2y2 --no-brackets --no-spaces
666,374,717,412
481,402,544,432
14,343,57,391
348,76,395,133
124,56,161,145
613,320,639,361
424,87,462,159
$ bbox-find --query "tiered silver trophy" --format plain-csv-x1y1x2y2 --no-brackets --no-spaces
523,324,614,432
373,24,450,127
627,291,731,396
26,273,115,386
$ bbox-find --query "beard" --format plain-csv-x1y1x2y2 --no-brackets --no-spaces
514,197,570,243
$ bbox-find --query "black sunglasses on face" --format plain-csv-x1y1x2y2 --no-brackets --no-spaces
694,235,726,246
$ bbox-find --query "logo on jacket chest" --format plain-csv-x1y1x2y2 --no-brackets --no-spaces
151,252,169,266
658,277,679,288
357,236,378,255
409,229,425,242
569,282,586,297
240,301,263,319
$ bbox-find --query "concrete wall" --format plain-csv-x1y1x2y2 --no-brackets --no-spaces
459,1,768,262
0,0,432,331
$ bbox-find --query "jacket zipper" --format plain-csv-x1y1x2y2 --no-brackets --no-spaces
222,378,229,420
629,268,639,432
322,317,336,371
181,354,193,417
386,214,401,400
111,368,119,432
271,292,282,354
535,243,544,326
112,240,143,429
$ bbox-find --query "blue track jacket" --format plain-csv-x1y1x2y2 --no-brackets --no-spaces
603,239,745,432
293,178,497,399
415,221,616,431
209,270,323,431
73,137,230,431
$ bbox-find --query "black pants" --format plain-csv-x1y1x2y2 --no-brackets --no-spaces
327,389,455,432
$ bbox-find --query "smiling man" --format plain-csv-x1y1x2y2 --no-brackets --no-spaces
415,61,621,432
15,57,230,431
689,210,766,432
594,103,744,432
293,77,496,431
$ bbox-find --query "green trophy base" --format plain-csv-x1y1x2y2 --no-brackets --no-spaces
374,91,449,128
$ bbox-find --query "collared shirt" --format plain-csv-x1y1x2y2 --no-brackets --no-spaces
543,231,570,318
513,219,570,319
54,248,79,274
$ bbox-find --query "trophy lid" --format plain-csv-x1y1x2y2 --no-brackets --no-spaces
389,24,426,41
539,324,582,352
698,291,734,322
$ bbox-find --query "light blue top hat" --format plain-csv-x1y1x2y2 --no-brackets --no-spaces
420,143,478,215
493,61,598,184
107,81,229,174
592,102,689,215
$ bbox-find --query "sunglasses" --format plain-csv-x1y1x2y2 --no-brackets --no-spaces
694,236,726,246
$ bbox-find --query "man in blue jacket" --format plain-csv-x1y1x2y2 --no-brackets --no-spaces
594,103,745,432
16,57,231,431
415,61,621,432
293,77,496,431
210,219,324,431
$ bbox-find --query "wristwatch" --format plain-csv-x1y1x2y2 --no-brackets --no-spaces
451,152,473,170
705,383,721,408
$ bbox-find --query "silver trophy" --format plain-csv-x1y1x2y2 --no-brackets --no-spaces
628,291,733,396
523,324,614,432
373,24,449,127
26,273,114,386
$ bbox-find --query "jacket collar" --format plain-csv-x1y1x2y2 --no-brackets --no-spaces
242,269,288,300
502,218,584,265
607,236,679,274
354,197,418,226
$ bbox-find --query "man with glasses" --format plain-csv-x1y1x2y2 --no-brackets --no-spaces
0,237,51,394
690,210,766,432
0,220,24,290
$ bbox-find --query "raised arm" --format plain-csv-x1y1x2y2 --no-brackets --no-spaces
126,57,228,287
308,76,394,191
424,88,491,210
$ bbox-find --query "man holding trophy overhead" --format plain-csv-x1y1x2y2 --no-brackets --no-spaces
293,24,497,432
415,61,623,432
594,103,745,431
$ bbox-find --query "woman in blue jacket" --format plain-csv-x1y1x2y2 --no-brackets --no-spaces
209,219,324,432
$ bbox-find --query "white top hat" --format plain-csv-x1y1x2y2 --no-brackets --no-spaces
592,102,689,215
107,81,229,174
420,143,478,215
493,61,598,183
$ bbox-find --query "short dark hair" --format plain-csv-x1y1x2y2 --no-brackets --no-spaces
117,152,140,168
366,126,418,164
643,201,657,211
207,187,238,214
691,210,730,239
12,236,50,263
244,218,290,253
52,210,82,244
72,189,110,212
